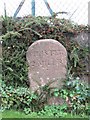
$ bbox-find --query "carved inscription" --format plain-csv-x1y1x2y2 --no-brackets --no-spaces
26,39,67,105
29,50,64,56
29,50,65,67
26,39,67,93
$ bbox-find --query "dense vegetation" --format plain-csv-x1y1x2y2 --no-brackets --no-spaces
0,15,90,118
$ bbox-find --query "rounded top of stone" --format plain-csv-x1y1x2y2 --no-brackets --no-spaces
27,39,67,52
31,39,60,44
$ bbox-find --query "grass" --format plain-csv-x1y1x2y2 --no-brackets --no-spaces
1,110,89,118
2,110,39,118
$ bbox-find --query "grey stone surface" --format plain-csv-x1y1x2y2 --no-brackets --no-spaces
26,39,67,93
73,31,89,47
0,20,2,36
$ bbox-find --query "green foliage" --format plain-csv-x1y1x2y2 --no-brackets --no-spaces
1,76,90,116
2,16,16,33
2,109,88,118
38,105,67,118
68,45,89,77
1,16,89,87
2,110,38,118
1,16,89,117
1,80,56,113
1,80,38,112
70,46,79,67
53,88,60,97
60,77,90,116
2,32,29,87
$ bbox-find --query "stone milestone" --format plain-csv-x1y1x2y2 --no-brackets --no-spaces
26,39,67,104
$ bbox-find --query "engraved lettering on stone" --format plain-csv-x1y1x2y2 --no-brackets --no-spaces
26,39,67,98
26,39,67,105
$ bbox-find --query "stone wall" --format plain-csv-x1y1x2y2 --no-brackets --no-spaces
72,31,89,84
73,31,89,47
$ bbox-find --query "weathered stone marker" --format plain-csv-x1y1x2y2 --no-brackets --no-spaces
26,39,67,104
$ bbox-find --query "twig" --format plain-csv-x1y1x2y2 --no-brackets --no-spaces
19,27,42,38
